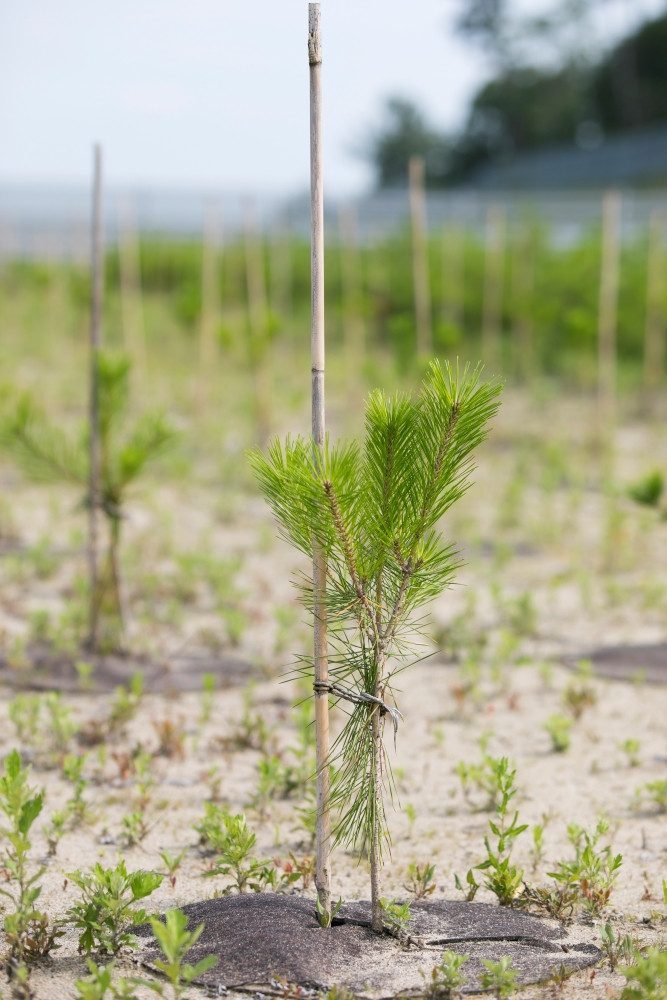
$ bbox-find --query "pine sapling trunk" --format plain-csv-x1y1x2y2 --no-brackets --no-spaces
370,652,386,933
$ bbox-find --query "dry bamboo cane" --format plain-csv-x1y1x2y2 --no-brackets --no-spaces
643,206,666,394
482,204,505,372
199,200,221,409
309,2,331,920
441,223,465,335
597,190,621,472
118,196,146,379
244,200,271,445
409,156,432,356
338,203,365,380
88,145,103,651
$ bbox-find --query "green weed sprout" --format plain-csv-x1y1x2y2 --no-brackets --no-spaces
0,749,63,967
0,352,175,649
250,360,501,932
619,947,667,999
628,470,664,509
423,950,469,998
474,758,528,906
138,908,217,999
548,818,622,916
74,960,140,1000
543,714,573,753
480,956,518,998
66,860,164,955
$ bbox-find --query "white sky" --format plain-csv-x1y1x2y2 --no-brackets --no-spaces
0,0,664,197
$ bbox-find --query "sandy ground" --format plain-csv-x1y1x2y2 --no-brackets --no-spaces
0,390,666,998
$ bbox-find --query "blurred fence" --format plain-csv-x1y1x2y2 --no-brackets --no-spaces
2,184,667,260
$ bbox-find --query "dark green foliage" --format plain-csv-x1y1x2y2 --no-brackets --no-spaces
628,471,664,508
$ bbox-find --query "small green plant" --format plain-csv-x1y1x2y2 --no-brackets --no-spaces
637,780,667,814
453,868,480,901
74,960,141,1000
119,810,153,847
543,714,573,752
316,895,343,928
66,861,164,955
562,661,596,719
619,739,642,767
403,861,436,899
159,848,188,889
423,950,469,998
201,810,295,894
479,956,518,998
379,898,413,937
0,749,63,965
474,758,527,906
619,947,667,999
455,752,515,812
628,470,664,508
137,908,218,999
600,922,636,971
8,694,42,746
548,818,622,916
199,673,216,725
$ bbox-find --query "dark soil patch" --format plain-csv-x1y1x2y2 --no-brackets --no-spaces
139,895,600,997
566,643,667,684
0,642,258,694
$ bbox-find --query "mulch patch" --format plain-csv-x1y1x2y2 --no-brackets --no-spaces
565,642,667,684
0,642,258,694
138,895,601,997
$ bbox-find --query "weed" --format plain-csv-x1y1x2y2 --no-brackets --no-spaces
137,908,217,999
453,868,480,901
479,956,518,998
74,960,141,1000
619,947,667,999
474,758,527,906
455,752,514,812
119,810,153,848
159,849,188,889
8,696,42,747
600,921,637,971
422,950,469,998
379,898,413,937
628,470,664,509
562,661,597,719
0,749,63,965
153,717,187,759
620,739,642,767
548,818,622,916
200,810,297,894
638,780,667,814
66,861,163,955
543,714,573,753
199,673,216,725
403,862,436,899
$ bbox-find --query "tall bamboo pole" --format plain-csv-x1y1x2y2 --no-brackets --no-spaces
199,200,221,407
643,206,665,393
482,204,505,372
409,156,432,356
88,145,103,651
309,2,331,920
597,190,621,465
118,196,146,378
338,203,365,378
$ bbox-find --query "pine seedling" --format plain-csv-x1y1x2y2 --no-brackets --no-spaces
0,352,175,649
250,360,501,932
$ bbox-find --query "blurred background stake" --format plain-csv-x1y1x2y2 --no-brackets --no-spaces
511,220,534,383
409,155,432,357
88,145,103,653
597,189,621,474
199,200,221,410
482,204,505,374
244,199,271,445
643,206,665,395
118,195,146,381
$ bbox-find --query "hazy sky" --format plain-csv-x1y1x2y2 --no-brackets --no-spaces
0,0,662,197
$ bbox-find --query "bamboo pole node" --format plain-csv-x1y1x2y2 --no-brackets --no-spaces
308,4,322,65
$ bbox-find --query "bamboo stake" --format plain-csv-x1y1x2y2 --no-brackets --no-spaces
441,223,465,336
118,196,146,377
482,204,505,372
338,203,365,378
309,2,331,920
597,190,621,466
511,222,534,383
643,206,665,393
199,200,221,406
409,156,432,356
88,145,103,652
244,200,271,444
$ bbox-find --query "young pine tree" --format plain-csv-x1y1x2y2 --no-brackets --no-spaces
0,353,175,649
250,360,501,932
